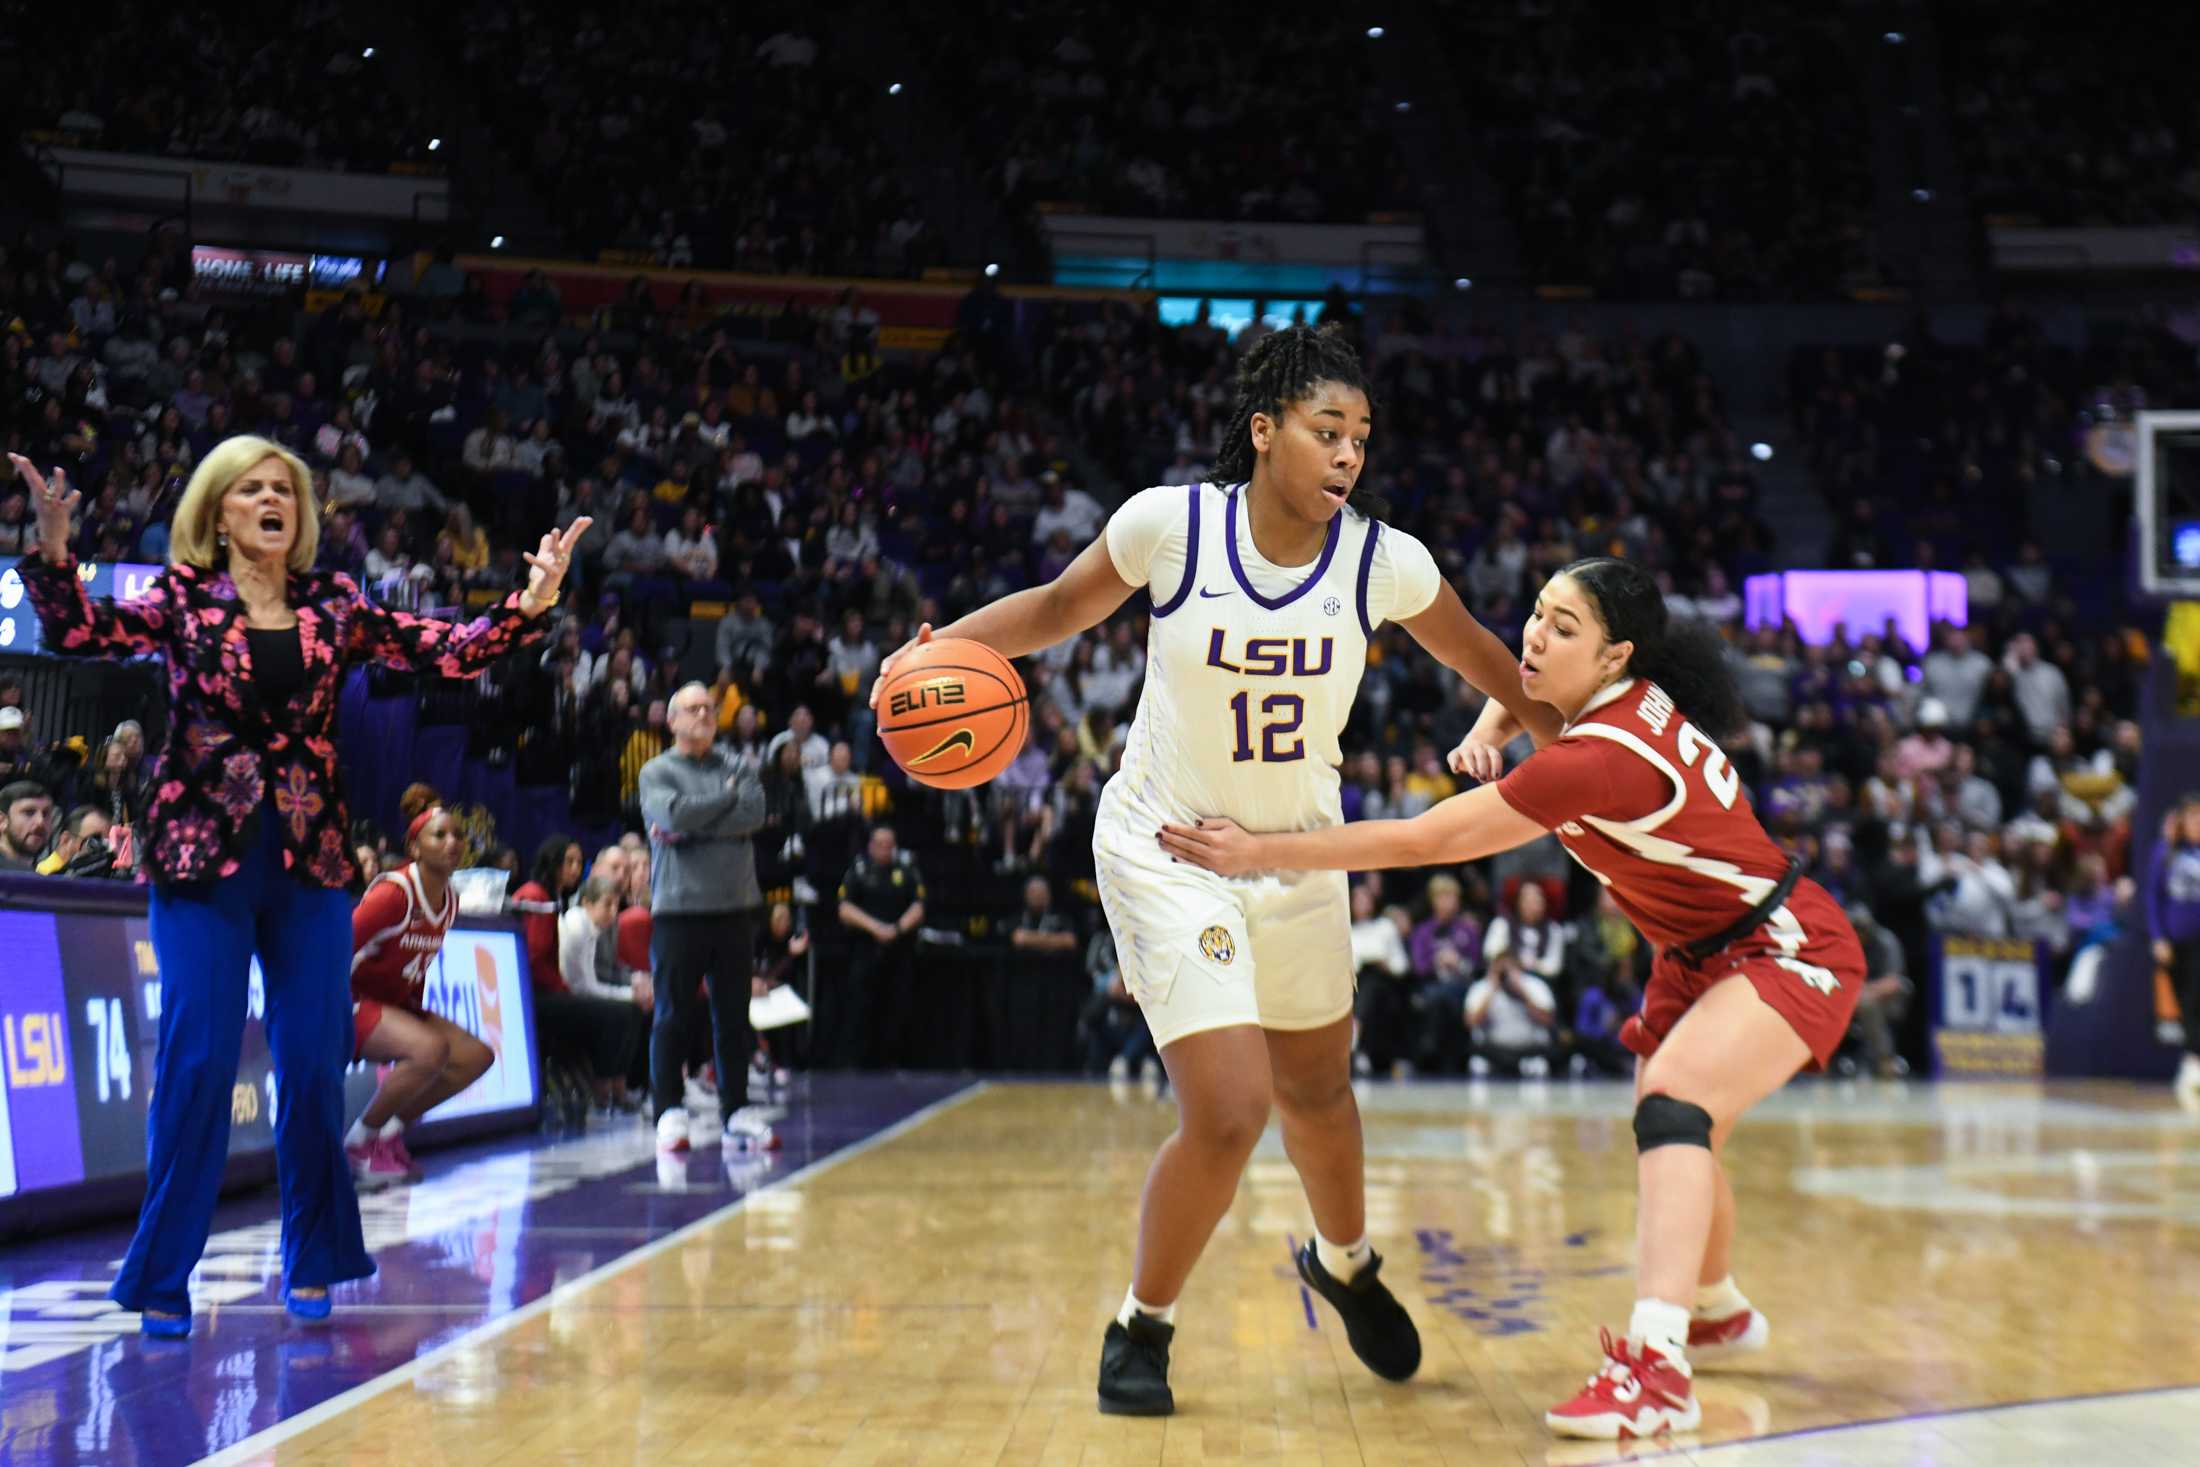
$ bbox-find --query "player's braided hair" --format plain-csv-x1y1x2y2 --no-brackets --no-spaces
1560,557,1747,737
1211,323,1385,517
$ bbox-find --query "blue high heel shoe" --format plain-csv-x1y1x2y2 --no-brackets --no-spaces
283,1287,332,1323
140,1309,191,1340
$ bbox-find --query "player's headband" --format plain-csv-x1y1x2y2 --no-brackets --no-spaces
406,806,444,846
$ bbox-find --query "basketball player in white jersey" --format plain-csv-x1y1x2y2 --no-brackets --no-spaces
874,324,1562,1414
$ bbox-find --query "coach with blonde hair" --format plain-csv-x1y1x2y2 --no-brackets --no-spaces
9,439,588,1337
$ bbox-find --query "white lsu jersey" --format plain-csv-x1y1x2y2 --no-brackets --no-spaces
1099,481,1440,835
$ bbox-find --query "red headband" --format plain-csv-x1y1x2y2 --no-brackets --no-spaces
406,806,444,847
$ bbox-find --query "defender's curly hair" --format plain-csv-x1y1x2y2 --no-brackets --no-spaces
1558,557,1748,737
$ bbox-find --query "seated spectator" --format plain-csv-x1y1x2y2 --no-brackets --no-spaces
1462,948,1560,1078
1566,890,1645,1076
1030,471,1104,545
327,441,376,508
557,875,652,1100
0,487,38,555
806,740,869,824
79,737,145,827
1893,700,1957,780
437,506,492,580
0,708,35,785
0,780,56,872
1483,881,1567,988
716,591,776,687
1010,875,1080,960
1348,879,1414,1077
1411,873,1483,1073
990,736,1053,871
766,704,832,777
2003,634,2071,748
1076,928,1158,1080
36,804,114,877
1926,828,2017,938
364,525,430,598
1843,904,1913,1079
513,418,558,478
664,505,720,583
751,899,809,1075
462,410,518,476
374,452,449,516
605,504,671,576
520,842,643,1108
1921,627,1993,728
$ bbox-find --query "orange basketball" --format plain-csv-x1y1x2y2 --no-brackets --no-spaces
875,637,1028,789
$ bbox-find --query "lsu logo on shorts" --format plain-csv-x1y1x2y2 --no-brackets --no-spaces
1197,925,1236,965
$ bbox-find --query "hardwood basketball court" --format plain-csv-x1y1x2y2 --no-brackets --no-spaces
103,1074,2192,1467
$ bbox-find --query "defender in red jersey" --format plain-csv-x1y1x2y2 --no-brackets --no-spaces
345,790,495,1190
1160,557,1862,1441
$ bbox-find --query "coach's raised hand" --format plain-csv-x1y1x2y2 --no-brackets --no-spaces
519,517,592,615
8,455,80,566
869,621,933,711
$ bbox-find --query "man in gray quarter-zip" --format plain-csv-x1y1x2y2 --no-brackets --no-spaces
639,681,766,1151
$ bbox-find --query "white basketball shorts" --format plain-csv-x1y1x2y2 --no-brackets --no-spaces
1091,813,1353,1048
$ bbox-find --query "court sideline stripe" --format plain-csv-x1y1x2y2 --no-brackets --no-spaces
1685,1381,2200,1461
191,1081,993,1467
1580,1382,2200,1465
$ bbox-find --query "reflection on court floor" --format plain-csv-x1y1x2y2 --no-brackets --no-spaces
3,1075,2196,1465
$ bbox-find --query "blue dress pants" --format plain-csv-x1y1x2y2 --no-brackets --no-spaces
110,816,375,1316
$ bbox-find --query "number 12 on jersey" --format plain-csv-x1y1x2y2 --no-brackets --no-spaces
1229,691,1305,763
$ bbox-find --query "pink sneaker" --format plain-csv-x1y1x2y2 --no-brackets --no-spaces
347,1140,399,1193
385,1133,422,1181
364,1137,411,1189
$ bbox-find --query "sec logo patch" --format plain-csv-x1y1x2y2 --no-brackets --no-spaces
1197,925,1236,965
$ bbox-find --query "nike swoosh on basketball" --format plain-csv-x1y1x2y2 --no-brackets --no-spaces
908,728,976,766
1198,588,1232,599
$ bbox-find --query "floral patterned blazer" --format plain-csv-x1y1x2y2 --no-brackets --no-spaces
20,555,547,888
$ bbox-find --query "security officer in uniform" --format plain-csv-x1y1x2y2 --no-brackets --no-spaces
833,823,925,1068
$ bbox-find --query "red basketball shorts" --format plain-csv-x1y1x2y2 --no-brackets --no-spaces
1621,879,1865,1071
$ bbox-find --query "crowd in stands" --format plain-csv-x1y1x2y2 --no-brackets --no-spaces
0,210,2163,1083
1439,1,1876,299
11,0,437,174
438,4,937,275
1791,307,2200,587
921,2,1413,226
1943,0,2200,228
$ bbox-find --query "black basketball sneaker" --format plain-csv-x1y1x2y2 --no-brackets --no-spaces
1296,1241,1422,1381
1096,1313,1175,1416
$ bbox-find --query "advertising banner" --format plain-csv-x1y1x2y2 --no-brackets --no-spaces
1931,933,2049,1077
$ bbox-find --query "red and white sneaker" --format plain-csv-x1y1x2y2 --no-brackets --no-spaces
1545,1329,1701,1440
1688,1306,1768,1364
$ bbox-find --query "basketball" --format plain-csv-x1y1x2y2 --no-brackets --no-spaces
875,637,1028,789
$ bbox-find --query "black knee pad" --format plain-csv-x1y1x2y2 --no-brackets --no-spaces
1635,1092,1713,1153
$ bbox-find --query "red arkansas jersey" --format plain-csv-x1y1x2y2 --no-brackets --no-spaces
1495,678,1793,951
351,862,457,1012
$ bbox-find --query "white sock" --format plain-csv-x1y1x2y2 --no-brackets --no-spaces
380,1117,406,1140
345,1118,373,1149
1117,1289,1176,1329
1693,1274,1749,1319
1628,1298,1693,1359
1315,1231,1373,1282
